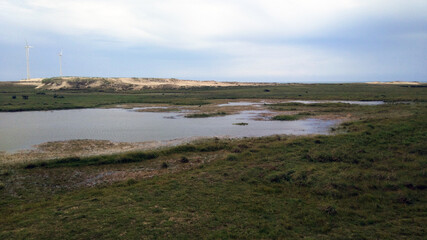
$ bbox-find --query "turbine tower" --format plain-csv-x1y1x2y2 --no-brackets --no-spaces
25,41,33,80
59,49,63,77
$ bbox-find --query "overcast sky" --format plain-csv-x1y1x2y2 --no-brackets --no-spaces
0,0,426,82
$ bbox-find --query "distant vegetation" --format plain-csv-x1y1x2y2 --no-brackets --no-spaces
1,82,426,112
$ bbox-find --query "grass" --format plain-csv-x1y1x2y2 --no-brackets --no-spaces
23,141,230,169
1,82,426,112
272,112,313,121
185,111,227,118
272,114,300,121
1,103,426,239
0,82,426,239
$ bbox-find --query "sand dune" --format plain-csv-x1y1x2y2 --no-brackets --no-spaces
18,77,273,90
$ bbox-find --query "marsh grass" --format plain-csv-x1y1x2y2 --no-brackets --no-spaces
233,122,248,125
185,111,227,118
272,115,300,121
1,83,426,239
272,112,313,121
1,103,426,239
1,82,426,112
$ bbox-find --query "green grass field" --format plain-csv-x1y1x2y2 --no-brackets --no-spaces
1,82,426,112
0,82,426,239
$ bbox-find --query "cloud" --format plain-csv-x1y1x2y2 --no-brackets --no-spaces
2,0,426,48
0,0,374,46
0,0,426,81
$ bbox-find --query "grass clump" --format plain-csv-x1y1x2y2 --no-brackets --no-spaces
267,171,295,183
226,154,238,161
161,162,169,168
180,156,189,163
185,112,227,118
271,114,300,121
126,178,138,185
272,112,314,121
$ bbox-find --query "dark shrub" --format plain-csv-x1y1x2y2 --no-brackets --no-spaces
180,156,189,163
25,163,36,169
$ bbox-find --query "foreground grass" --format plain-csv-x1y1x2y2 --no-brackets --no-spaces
1,103,426,239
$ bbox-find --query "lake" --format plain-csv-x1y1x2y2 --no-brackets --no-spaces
0,108,339,152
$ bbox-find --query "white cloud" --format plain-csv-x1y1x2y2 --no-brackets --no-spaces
0,0,366,46
2,0,425,47
0,0,426,80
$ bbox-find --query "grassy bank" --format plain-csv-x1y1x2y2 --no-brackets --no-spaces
1,102,426,239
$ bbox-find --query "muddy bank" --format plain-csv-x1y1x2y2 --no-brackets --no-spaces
0,138,201,166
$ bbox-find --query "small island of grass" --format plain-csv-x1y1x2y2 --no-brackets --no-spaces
233,122,248,126
185,112,227,118
272,112,313,121
271,114,300,121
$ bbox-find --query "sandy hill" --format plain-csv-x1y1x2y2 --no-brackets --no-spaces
366,81,421,85
18,77,273,90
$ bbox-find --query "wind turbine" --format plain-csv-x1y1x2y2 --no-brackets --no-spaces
25,40,33,80
59,49,63,77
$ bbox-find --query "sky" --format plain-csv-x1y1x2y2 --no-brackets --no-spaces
0,0,426,83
